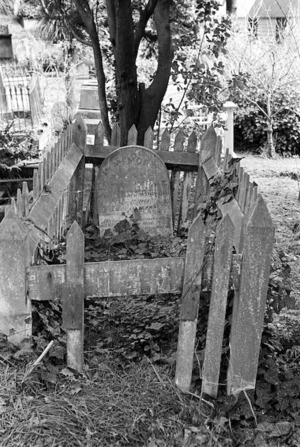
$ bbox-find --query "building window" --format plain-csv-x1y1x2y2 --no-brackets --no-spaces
276,18,287,42
248,18,258,38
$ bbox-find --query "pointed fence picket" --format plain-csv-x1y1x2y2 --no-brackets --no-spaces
174,125,274,397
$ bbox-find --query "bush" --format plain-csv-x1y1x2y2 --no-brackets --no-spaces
233,89,300,155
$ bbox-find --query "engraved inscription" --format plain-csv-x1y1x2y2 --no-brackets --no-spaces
96,146,173,237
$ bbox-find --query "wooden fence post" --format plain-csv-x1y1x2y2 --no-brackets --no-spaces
170,130,185,227
0,207,33,344
178,131,197,230
144,127,154,149
62,221,85,372
223,101,237,157
70,115,87,226
227,195,275,395
175,213,207,392
194,125,218,217
202,214,234,398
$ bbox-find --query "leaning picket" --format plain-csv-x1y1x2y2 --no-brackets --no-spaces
227,195,275,395
201,214,234,398
178,131,197,230
175,213,207,392
193,125,217,217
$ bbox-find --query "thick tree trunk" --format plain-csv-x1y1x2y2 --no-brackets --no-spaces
137,0,172,144
113,0,139,145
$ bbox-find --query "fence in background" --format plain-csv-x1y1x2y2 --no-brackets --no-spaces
0,64,43,131
0,119,274,399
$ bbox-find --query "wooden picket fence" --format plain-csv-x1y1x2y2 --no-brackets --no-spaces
0,117,274,398
0,116,86,344
11,119,84,237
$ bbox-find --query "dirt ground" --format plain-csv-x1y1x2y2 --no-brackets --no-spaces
239,153,300,306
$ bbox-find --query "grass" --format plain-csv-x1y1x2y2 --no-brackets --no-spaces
0,355,234,446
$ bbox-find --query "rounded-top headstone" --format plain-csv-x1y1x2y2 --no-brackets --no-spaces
96,145,173,237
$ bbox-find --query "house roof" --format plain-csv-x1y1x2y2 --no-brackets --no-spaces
248,0,300,18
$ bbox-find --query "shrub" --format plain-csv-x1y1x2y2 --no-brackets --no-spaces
234,89,300,155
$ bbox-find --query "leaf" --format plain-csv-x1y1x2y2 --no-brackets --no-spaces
60,367,75,378
149,322,164,331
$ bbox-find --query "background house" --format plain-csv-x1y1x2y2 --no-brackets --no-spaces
246,0,300,41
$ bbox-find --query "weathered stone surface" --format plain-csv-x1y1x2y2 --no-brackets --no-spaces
96,145,173,237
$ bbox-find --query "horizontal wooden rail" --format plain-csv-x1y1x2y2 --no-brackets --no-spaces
27,253,241,302
86,144,199,171
27,257,185,300
0,178,33,184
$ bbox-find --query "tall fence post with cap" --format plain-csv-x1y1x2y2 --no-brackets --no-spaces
223,101,238,157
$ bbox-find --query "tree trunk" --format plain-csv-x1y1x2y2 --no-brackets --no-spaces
113,0,139,145
266,95,275,157
73,0,111,143
137,0,172,144
267,122,275,157
226,0,237,15
91,38,112,143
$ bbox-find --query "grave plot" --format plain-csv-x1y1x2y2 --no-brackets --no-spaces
0,119,275,401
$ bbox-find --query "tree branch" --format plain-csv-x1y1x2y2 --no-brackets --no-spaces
65,20,93,47
237,87,269,119
134,0,159,56
106,0,116,52
146,0,172,97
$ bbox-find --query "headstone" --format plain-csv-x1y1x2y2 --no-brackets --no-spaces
96,145,173,237
78,79,101,120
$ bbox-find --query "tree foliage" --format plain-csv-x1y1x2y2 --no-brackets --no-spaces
225,23,300,156
32,0,231,144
